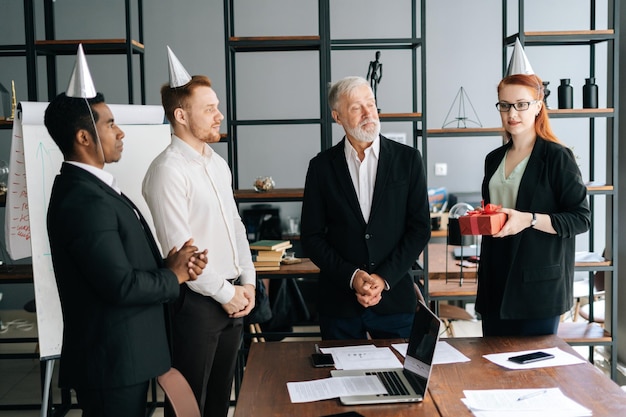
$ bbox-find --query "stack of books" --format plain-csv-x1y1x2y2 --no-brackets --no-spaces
250,240,292,271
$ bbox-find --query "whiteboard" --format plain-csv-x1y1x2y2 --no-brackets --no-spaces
5,102,171,359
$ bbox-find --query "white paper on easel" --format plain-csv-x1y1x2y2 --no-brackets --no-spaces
5,102,166,260
4,101,170,359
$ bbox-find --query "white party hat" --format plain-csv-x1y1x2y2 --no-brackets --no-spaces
66,44,97,98
506,38,535,76
167,46,192,88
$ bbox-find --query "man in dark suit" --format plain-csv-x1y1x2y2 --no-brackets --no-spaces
44,92,207,417
301,76,431,340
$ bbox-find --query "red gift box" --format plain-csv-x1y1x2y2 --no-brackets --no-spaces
458,203,507,236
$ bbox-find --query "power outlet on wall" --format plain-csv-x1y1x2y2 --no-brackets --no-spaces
434,163,448,176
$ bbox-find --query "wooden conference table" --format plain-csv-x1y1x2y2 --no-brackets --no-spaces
234,335,626,417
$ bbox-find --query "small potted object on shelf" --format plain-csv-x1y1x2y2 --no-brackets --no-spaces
253,176,275,192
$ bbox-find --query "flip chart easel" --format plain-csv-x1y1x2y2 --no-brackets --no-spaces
5,102,171,416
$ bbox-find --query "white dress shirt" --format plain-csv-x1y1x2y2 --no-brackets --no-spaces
142,135,255,304
344,136,379,222
344,136,385,289
67,161,120,193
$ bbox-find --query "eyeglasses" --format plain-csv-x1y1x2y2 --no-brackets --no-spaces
495,100,539,112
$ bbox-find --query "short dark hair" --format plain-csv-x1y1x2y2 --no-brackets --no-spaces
44,92,105,158
161,75,212,125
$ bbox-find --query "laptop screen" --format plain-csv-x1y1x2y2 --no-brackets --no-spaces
403,301,441,382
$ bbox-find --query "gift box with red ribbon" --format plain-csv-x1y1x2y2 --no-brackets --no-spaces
458,203,507,236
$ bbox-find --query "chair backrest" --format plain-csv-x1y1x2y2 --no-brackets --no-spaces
157,368,201,417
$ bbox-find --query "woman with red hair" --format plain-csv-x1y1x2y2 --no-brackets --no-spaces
476,73,591,336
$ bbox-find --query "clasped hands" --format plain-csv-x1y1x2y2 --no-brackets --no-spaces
165,238,256,318
165,238,208,284
222,284,256,318
353,270,385,308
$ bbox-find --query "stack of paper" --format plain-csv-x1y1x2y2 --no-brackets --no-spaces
462,387,592,417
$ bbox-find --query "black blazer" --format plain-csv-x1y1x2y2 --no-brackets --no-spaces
301,136,431,318
47,163,180,389
477,137,591,320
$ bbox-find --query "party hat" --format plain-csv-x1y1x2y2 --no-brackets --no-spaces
167,46,192,88
506,38,534,76
66,44,97,98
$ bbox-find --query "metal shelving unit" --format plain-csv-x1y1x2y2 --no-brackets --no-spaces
223,1,427,400
503,0,619,380
0,0,145,107
223,0,425,190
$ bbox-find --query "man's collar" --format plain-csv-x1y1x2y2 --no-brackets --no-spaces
171,134,213,160
343,135,380,159
66,160,120,193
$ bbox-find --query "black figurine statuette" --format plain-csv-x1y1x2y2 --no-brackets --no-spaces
366,51,383,112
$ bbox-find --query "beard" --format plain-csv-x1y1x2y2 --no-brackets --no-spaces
190,123,221,144
345,118,380,143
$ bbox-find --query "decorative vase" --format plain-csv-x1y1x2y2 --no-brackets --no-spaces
558,79,573,109
583,77,598,108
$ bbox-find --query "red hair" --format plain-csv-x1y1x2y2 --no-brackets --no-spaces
161,75,213,125
498,74,561,144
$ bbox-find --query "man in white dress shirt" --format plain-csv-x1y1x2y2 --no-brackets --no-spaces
142,74,255,417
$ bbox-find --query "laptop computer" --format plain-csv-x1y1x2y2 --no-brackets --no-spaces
330,300,442,405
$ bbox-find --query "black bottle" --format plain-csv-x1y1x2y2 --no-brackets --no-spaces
583,77,598,108
558,79,573,109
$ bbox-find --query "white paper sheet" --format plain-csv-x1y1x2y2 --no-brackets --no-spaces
461,387,592,416
287,375,386,403
482,347,586,370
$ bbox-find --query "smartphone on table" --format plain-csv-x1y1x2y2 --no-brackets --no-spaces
311,353,335,367
508,351,555,364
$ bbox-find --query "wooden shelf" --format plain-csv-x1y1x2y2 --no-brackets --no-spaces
234,188,304,203
230,35,320,42
557,322,611,344
34,39,144,55
378,112,421,121
505,30,615,46
546,108,614,118
228,36,321,52
330,37,422,50
427,127,504,137
0,264,34,284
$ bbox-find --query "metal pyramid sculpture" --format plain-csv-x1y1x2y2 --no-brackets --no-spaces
167,46,192,88
66,44,97,98
506,38,535,76
441,87,483,129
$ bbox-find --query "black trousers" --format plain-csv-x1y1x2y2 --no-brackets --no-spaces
168,285,242,417
75,381,149,417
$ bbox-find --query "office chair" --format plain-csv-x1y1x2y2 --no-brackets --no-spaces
157,368,201,417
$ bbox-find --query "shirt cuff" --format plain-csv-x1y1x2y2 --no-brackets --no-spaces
239,269,256,287
212,281,236,305
349,268,359,289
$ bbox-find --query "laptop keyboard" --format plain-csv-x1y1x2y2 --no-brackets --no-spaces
366,371,409,396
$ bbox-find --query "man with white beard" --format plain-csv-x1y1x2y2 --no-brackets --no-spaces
301,76,431,340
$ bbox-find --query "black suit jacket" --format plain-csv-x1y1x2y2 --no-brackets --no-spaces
301,136,431,318
477,138,591,319
47,163,180,389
